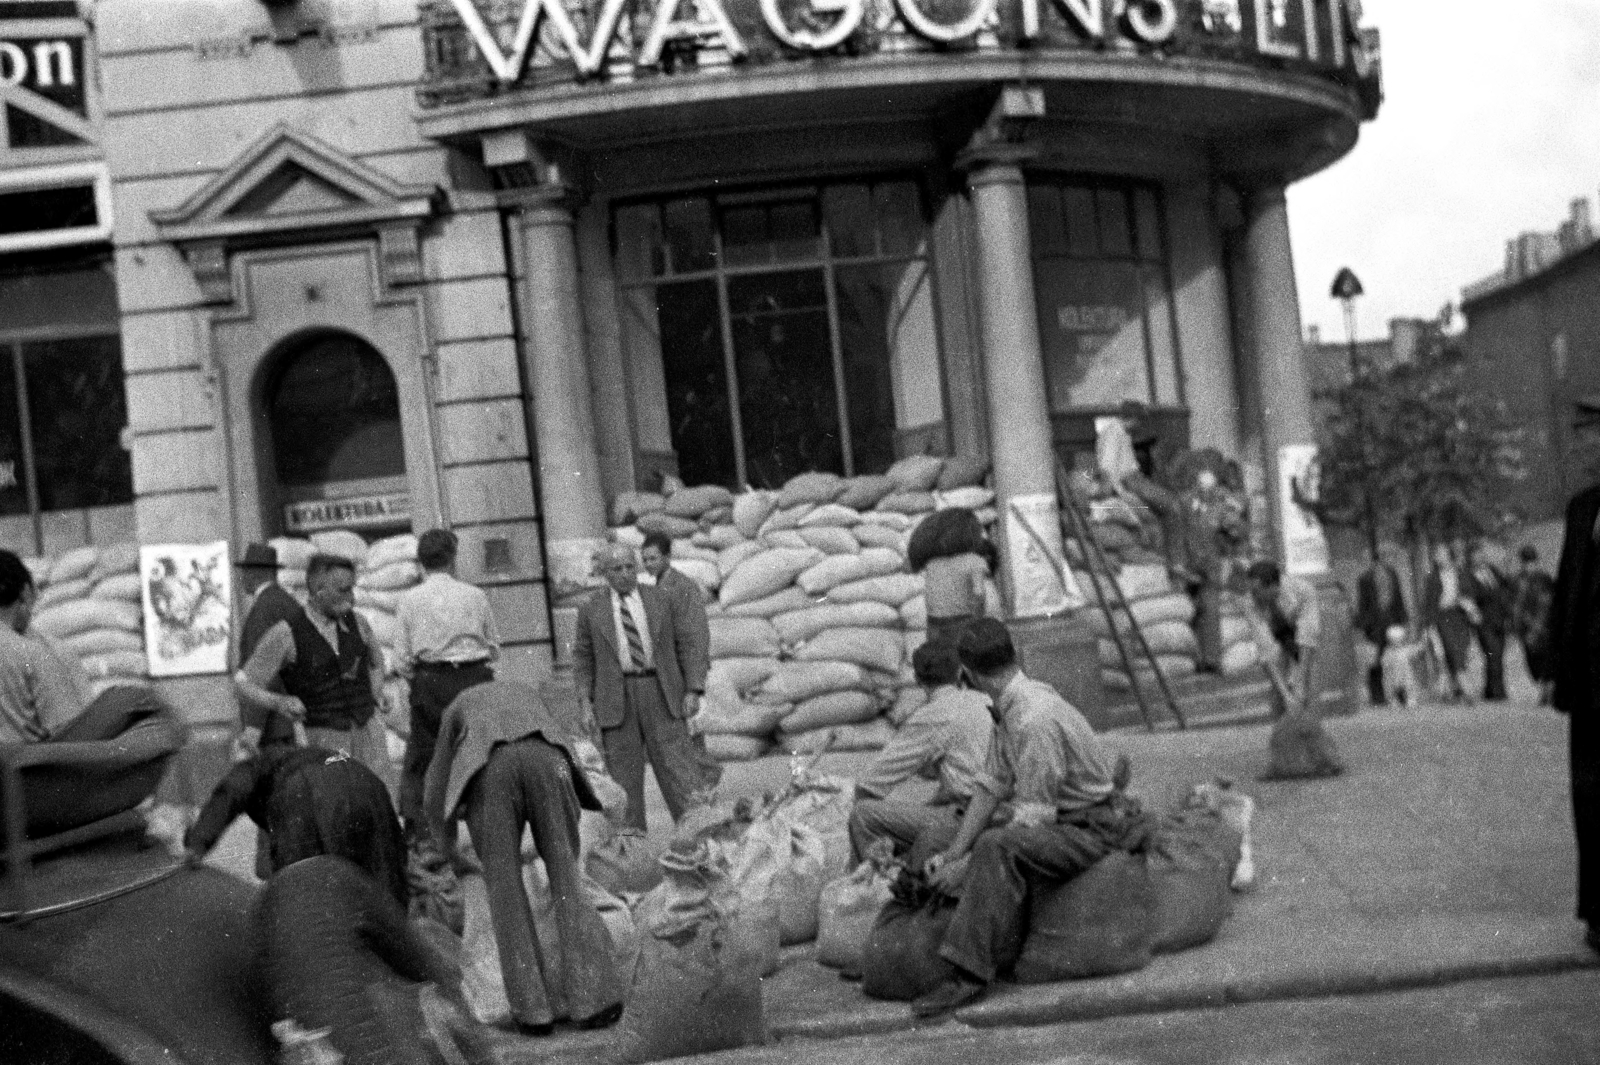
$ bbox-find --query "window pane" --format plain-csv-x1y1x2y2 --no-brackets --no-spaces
1027,183,1066,257
1144,265,1181,405
614,203,664,279
657,279,738,489
1133,187,1164,261
823,184,875,258
21,336,133,511
269,334,405,487
729,270,842,487
874,181,923,257
1033,259,1150,409
1063,186,1098,257
719,204,769,268
0,350,29,516
663,197,715,273
1095,187,1133,258
834,260,940,476
768,200,821,262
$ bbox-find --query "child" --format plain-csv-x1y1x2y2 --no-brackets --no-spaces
1380,624,1425,709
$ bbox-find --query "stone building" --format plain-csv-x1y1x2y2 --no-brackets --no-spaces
7,0,1380,726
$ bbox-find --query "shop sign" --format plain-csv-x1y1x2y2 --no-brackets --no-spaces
443,0,1364,86
284,492,411,533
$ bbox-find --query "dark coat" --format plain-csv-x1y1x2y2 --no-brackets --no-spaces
1353,562,1408,644
1548,484,1600,716
237,582,305,736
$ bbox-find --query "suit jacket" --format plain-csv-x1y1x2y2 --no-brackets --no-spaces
1548,484,1600,716
572,584,708,731
237,582,305,732
655,566,711,673
422,679,600,827
1353,563,1408,643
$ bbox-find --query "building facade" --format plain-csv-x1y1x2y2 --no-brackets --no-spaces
12,0,1379,723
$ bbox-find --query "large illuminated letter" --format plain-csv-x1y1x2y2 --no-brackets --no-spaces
1016,0,1102,41
0,42,26,87
761,0,865,51
1120,0,1176,43
895,0,998,43
538,0,633,75
31,40,73,87
1253,0,1300,58
638,0,748,67
444,0,631,82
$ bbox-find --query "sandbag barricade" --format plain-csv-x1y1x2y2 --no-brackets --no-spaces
25,542,150,696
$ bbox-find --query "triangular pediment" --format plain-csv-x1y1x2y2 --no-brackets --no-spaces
150,123,438,241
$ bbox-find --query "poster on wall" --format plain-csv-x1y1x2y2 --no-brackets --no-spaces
140,541,232,677
1002,493,1086,618
1278,444,1331,576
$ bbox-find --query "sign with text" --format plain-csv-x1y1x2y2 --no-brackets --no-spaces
284,492,411,533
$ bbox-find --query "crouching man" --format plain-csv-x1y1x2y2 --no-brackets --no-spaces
848,639,992,868
914,618,1147,1018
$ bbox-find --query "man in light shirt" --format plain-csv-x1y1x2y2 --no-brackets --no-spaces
395,529,499,837
572,543,711,831
847,639,992,865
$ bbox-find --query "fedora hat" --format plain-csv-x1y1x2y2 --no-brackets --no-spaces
236,543,279,569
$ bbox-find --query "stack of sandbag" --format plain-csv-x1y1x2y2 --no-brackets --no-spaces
25,543,149,693
1217,591,1262,677
1060,467,1168,572
612,457,996,762
1084,563,1200,692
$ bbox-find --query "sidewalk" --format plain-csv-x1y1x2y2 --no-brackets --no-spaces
496,698,1596,1063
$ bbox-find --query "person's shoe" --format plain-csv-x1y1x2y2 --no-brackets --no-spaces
911,972,987,1019
515,1021,555,1038
572,1003,624,1031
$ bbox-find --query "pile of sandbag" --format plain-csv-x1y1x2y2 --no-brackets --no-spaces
23,543,148,694
1217,591,1262,677
1084,563,1200,692
609,457,996,761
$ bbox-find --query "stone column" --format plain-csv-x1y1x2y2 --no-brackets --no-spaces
510,188,608,669
1238,184,1327,572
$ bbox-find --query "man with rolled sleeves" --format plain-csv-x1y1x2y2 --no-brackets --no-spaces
573,543,713,831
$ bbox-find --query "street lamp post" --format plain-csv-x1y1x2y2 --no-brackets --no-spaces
1331,266,1364,382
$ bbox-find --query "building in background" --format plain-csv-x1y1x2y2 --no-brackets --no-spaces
1461,194,1600,522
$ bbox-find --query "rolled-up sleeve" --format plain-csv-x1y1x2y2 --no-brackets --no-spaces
856,717,941,799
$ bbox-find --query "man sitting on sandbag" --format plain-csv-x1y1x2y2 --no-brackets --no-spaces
912,618,1149,1018
848,639,992,868
424,679,628,1036
0,549,174,748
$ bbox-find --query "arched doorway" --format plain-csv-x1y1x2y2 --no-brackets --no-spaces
262,330,411,537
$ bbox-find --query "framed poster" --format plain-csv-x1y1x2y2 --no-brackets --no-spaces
1278,444,1330,576
140,541,232,677
1002,492,1086,618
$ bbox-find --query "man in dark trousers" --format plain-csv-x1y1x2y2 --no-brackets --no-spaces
573,543,712,831
424,679,625,1034
639,530,722,794
1546,485,1600,953
1354,556,1409,705
233,543,306,755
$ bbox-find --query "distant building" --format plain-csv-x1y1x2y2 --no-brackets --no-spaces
1304,316,1440,428
1460,196,1600,521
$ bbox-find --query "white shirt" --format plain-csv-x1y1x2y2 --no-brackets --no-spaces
610,589,655,673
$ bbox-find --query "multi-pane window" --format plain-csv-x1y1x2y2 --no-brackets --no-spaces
613,179,941,490
1028,178,1183,410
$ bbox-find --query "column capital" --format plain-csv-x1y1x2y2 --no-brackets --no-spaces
955,143,1037,185
500,183,584,228
1244,183,1289,212
954,84,1043,181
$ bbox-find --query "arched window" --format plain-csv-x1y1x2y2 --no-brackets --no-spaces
267,331,405,488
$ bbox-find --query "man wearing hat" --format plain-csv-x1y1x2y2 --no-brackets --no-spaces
234,542,307,754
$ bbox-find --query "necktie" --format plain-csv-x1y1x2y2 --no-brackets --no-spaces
619,595,647,672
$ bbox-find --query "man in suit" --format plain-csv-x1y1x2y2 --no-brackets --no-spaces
423,680,625,1034
1354,557,1409,706
639,530,723,793
1547,484,1600,953
573,543,713,832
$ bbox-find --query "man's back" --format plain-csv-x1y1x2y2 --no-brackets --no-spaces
0,626,86,743
987,674,1115,811
397,571,497,665
857,684,991,804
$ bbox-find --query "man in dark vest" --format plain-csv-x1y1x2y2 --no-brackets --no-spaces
235,553,392,787
233,542,308,756
1546,484,1600,953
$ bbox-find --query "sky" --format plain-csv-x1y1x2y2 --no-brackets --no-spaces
1288,0,1600,343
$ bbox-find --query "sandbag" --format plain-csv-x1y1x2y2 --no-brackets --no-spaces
732,492,779,539
836,475,898,511
355,588,401,614
61,628,145,658
769,772,855,880
824,573,923,607
758,503,816,535
761,530,810,551
1116,564,1172,601
37,577,91,610
707,656,782,694
1084,593,1196,636
1220,613,1253,647
31,598,142,640
725,585,815,619
89,542,141,582
780,690,880,732
777,718,892,755
718,540,765,578
362,609,401,650
796,527,860,555
1148,811,1240,954
699,691,791,737
861,879,958,1000
709,616,781,659
47,546,98,586
694,524,747,551
1013,852,1156,982
637,512,700,540
1142,620,1200,657
900,595,928,630
309,530,368,568
1101,655,1198,691
936,455,990,491
1264,707,1345,781
664,484,734,519
797,545,905,596
80,650,149,679
772,601,899,645
1219,640,1261,676
611,525,645,549
363,560,423,592
796,503,862,529
705,734,773,761
757,661,868,704
669,540,720,563
816,863,896,970
364,533,418,572
885,454,944,493
876,491,936,515
795,627,903,675
269,537,317,571
611,491,667,526
669,558,721,593
936,486,994,511
778,471,846,509
775,821,828,945
585,828,664,897
851,523,904,550
719,547,824,608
